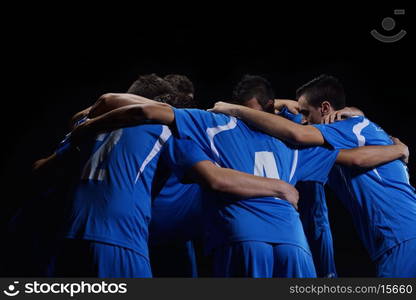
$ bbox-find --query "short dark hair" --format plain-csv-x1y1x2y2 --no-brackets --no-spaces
296,75,346,110
232,75,275,107
127,74,175,99
164,74,194,96
154,93,197,108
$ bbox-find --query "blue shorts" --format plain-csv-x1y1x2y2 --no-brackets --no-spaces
54,239,152,278
149,240,198,277
213,241,317,278
376,238,416,277
308,229,337,278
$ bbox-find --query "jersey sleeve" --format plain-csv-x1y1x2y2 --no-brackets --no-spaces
312,116,368,149
173,108,232,151
278,106,303,124
54,132,74,158
294,146,339,184
55,117,89,157
163,138,213,180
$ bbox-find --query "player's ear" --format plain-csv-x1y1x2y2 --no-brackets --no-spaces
320,101,331,115
264,99,275,113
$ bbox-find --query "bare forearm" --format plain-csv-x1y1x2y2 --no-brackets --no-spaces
218,169,292,198
233,106,324,145
190,161,298,202
70,106,91,129
32,150,78,183
337,145,406,168
89,93,159,118
348,106,364,116
79,104,152,136
71,103,174,145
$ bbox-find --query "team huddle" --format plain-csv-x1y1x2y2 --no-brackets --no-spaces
32,74,416,278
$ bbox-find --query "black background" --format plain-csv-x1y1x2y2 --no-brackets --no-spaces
1,4,413,276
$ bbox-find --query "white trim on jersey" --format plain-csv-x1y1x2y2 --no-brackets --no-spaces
289,150,299,183
135,125,172,183
352,118,370,147
206,116,238,165
81,129,123,181
352,118,382,181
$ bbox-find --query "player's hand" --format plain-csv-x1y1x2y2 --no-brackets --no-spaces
32,157,48,173
391,136,409,164
274,99,299,114
277,180,299,210
322,107,355,124
208,102,242,117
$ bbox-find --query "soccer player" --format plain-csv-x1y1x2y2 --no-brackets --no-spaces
209,74,415,277
148,74,200,277
71,76,407,277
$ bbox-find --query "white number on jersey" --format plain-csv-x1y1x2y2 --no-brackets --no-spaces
81,129,123,181
254,151,280,179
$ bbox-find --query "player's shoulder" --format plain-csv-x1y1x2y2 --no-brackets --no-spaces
175,108,224,118
179,108,236,125
124,123,167,136
316,116,368,130
342,116,387,134
337,115,367,125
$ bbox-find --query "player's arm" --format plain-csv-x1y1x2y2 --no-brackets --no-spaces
32,153,59,175
321,107,364,124
274,99,300,114
88,93,160,118
68,93,159,130
32,147,80,183
274,99,363,119
336,137,409,168
69,106,92,130
186,161,299,209
71,102,174,145
209,101,325,145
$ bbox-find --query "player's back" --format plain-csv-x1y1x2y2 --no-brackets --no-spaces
173,109,338,252
64,124,171,258
316,116,416,260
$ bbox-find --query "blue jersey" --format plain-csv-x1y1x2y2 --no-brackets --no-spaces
149,136,210,245
279,107,337,276
314,116,416,260
149,138,207,278
62,125,172,259
172,108,339,253
149,174,203,245
278,106,303,124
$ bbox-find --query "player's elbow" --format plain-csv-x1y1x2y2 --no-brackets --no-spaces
97,93,116,107
141,103,173,124
89,93,117,118
139,104,157,121
347,155,370,168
